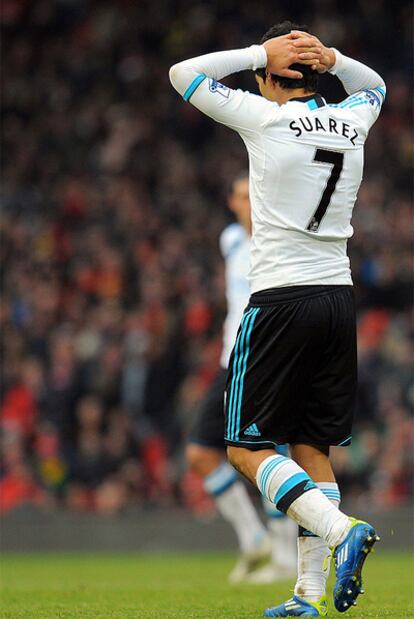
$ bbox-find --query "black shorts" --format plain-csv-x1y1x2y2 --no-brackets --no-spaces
189,368,227,449
224,285,357,450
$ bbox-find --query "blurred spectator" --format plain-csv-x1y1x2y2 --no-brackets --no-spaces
0,0,412,514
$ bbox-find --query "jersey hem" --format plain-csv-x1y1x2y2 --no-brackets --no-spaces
249,284,352,306
250,275,353,294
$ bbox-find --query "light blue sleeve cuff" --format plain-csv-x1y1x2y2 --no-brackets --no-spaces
183,74,207,102
372,85,386,101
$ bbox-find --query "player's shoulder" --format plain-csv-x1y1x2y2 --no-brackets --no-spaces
328,87,386,114
208,78,278,110
220,223,247,258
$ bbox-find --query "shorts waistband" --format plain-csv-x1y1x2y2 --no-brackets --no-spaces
249,285,352,306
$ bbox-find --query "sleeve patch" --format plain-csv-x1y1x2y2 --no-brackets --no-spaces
339,89,384,110
363,89,381,107
208,78,230,99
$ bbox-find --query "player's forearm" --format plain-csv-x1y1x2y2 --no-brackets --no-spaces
329,49,386,97
169,45,266,96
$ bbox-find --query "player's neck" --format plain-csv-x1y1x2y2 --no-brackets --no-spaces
275,88,316,106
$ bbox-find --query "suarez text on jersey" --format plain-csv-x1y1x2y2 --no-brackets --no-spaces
289,116,359,145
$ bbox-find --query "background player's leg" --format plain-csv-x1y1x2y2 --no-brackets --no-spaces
253,498,297,579
186,443,270,582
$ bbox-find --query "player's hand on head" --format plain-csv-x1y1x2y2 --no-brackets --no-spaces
289,30,336,73
262,33,323,78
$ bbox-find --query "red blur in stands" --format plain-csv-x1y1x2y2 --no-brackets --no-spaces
0,0,412,514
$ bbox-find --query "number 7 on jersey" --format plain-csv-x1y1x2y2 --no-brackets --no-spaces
307,149,344,233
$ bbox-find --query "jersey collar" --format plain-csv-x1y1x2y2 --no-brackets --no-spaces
289,93,326,110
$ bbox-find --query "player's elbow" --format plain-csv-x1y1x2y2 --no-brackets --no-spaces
169,63,182,90
169,62,196,96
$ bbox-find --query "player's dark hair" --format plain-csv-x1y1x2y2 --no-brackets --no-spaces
256,21,319,93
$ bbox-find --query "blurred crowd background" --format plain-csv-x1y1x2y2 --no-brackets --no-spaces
1,0,413,516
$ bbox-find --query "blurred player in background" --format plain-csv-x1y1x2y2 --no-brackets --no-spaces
186,172,296,584
170,20,384,619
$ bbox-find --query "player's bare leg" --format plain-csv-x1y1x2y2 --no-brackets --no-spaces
186,443,271,583
290,444,335,482
226,447,350,544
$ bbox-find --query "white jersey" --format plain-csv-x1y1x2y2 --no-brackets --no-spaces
170,46,386,293
220,223,250,369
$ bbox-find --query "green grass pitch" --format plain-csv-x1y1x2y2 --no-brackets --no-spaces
1,551,413,618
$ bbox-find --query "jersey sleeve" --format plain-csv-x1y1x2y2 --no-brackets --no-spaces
220,224,245,259
169,46,277,137
185,77,276,135
333,87,385,129
328,49,386,129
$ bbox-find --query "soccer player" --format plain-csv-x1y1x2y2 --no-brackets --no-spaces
186,172,297,584
170,20,385,617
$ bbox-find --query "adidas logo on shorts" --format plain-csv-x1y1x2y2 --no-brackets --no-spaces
243,423,261,437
